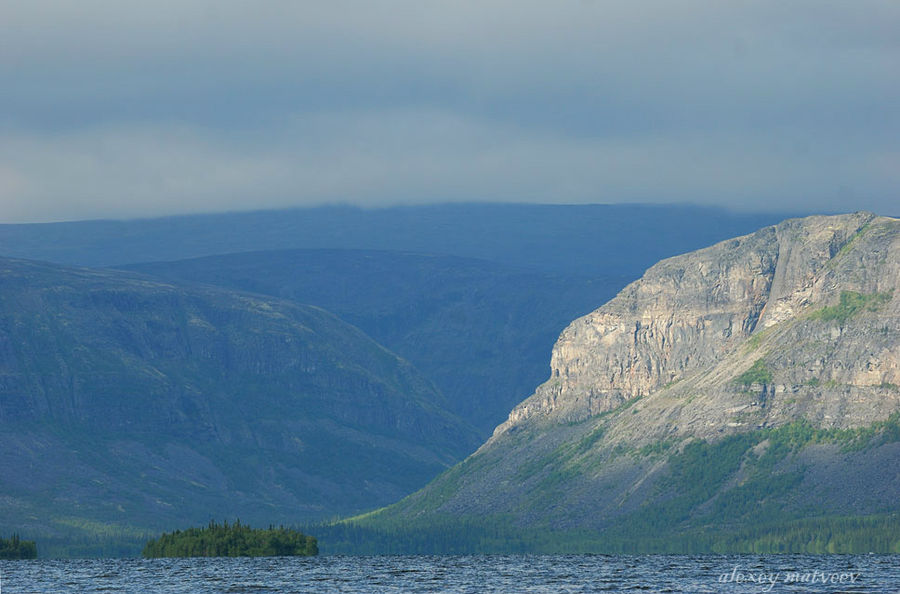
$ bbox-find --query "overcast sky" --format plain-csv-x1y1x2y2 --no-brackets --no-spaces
0,1,897,222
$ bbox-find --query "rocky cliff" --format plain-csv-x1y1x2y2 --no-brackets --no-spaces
354,213,900,553
494,212,899,439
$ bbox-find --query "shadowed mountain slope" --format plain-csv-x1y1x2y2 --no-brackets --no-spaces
0,256,479,553
124,250,625,434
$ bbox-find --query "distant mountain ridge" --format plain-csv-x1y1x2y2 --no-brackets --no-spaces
0,203,789,276
0,256,478,555
123,249,626,434
0,203,803,556
341,213,900,553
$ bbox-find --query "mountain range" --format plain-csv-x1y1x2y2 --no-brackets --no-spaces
123,249,624,434
0,257,477,555
332,212,900,553
6,203,866,556
0,203,786,275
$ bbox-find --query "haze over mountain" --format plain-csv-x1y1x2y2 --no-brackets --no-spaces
339,213,900,553
109,204,789,435
0,203,787,276
0,256,478,555
124,249,625,434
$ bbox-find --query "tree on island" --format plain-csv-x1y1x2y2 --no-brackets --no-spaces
142,520,317,558
0,534,38,559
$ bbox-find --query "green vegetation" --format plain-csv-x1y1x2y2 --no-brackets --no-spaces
309,513,900,555
650,415,900,520
704,514,900,554
764,414,900,453
616,414,900,544
625,433,759,532
614,396,642,413
735,358,772,386
309,516,540,555
142,520,317,558
316,413,900,555
812,290,893,325
572,425,606,456
743,326,771,352
634,439,677,459
0,534,37,559
515,398,646,482
831,222,871,264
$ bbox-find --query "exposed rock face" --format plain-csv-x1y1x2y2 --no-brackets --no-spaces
367,214,900,547
495,212,899,438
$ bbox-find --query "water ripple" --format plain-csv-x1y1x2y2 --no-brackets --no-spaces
1,554,898,593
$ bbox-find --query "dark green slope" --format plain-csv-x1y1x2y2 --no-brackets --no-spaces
124,250,625,434
0,256,479,554
317,418,900,554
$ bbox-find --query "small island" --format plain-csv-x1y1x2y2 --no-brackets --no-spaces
0,534,38,559
142,520,317,558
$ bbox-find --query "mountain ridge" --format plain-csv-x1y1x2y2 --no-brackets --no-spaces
0,255,479,554
0,203,789,276
121,248,626,434
335,212,900,553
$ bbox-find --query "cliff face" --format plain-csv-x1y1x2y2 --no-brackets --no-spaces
494,212,899,438
370,214,900,545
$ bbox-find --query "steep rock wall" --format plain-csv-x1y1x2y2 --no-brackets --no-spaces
496,212,895,435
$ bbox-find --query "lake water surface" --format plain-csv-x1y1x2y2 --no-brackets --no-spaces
1,554,897,593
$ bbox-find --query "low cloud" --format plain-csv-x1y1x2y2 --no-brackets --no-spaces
1,1,897,221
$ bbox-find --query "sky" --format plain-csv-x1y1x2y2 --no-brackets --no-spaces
0,1,897,223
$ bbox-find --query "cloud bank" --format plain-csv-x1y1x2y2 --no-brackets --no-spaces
1,1,897,222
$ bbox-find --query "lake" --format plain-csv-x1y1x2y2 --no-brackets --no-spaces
1,554,897,592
